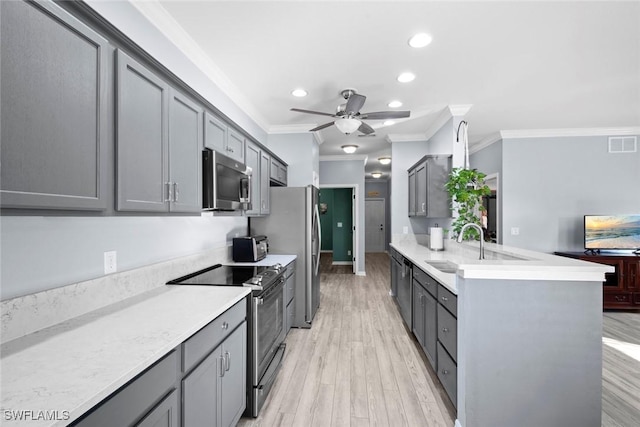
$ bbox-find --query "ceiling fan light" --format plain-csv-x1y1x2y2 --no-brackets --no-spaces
408,33,433,48
371,172,383,179
397,72,415,83
378,156,391,165
291,88,307,97
342,145,358,154
335,118,362,134
388,100,403,108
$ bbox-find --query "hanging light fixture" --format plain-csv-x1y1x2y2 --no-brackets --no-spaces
341,145,358,154
371,172,383,179
334,118,362,135
378,156,391,165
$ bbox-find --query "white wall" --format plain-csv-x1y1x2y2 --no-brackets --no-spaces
267,133,319,187
319,159,366,274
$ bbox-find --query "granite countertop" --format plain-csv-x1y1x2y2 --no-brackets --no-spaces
391,240,613,294
224,253,297,267
0,285,250,426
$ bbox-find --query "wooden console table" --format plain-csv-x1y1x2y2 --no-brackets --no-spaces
555,252,640,310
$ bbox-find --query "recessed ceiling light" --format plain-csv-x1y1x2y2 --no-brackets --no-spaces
378,156,391,165
397,72,415,83
342,145,358,154
383,120,395,127
291,88,307,97
408,33,433,48
388,100,403,108
371,172,383,179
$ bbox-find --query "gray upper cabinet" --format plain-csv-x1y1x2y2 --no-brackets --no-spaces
269,158,287,186
260,152,271,215
0,0,108,210
408,155,451,218
204,112,244,163
169,89,203,213
116,49,169,212
244,141,261,216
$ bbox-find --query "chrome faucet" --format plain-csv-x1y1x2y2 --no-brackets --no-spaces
457,223,485,260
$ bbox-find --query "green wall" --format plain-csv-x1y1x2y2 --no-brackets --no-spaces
319,188,353,262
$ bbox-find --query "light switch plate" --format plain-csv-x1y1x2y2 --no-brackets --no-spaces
337,222,343,228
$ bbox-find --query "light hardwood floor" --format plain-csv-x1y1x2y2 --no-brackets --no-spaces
238,253,640,427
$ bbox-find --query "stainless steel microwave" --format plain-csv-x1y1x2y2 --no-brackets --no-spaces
202,149,251,211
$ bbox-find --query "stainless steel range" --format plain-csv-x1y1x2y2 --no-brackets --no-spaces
167,263,286,417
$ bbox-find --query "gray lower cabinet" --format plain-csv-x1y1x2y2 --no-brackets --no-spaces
74,351,179,427
245,140,270,216
183,321,246,427
436,283,457,408
407,155,451,218
116,50,203,213
136,390,179,427
283,261,296,334
0,0,108,210
412,278,437,369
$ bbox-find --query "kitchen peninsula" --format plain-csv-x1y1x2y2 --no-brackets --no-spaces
390,238,612,427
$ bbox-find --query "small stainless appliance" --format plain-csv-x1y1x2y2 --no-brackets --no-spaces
167,263,286,417
232,235,268,262
202,149,251,211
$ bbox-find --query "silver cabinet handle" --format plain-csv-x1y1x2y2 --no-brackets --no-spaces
173,182,179,202
441,369,449,375
442,327,449,333
441,296,448,302
422,202,426,212
221,321,229,330
219,355,225,377
224,351,231,371
164,182,172,202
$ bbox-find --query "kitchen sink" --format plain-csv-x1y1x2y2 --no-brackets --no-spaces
424,260,458,274
483,250,528,261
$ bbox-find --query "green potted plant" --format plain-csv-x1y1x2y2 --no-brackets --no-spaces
445,167,491,241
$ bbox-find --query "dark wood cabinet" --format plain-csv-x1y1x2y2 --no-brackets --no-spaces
555,252,640,309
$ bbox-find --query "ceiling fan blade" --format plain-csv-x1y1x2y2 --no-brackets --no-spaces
345,94,366,114
309,121,335,132
290,108,335,117
360,110,411,120
358,122,375,135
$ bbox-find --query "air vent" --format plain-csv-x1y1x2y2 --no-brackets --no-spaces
608,136,637,153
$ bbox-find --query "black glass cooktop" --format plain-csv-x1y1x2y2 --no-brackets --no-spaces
167,264,283,292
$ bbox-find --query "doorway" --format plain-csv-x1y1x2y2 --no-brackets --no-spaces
319,186,357,274
483,173,500,243
365,199,385,252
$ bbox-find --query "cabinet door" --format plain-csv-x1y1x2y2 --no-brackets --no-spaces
169,90,202,213
116,50,169,212
279,164,288,185
270,159,280,181
415,162,427,216
244,141,261,216
220,323,247,427
226,129,245,163
260,152,271,215
1,0,108,210
426,156,452,218
423,291,437,369
136,389,179,427
626,260,640,290
412,281,426,347
182,348,221,427
408,170,416,216
204,112,227,154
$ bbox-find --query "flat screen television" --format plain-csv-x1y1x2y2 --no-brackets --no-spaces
584,214,640,252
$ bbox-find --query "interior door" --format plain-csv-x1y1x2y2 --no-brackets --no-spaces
365,199,385,252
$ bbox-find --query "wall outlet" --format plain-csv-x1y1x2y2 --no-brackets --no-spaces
337,222,343,228
511,227,520,236
104,251,117,274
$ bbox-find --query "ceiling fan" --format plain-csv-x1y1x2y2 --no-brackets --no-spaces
290,88,410,135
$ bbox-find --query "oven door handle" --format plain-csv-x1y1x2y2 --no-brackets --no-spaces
255,277,285,304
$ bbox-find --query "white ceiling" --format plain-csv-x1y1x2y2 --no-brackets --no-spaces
138,1,639,177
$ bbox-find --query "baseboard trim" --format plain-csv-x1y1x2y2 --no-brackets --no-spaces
356,271,366,276
332,261,353,266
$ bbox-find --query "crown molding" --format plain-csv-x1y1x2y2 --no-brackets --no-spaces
386,133,428,143
131,1,270,132
424,104,473,141
268,124,315,134
447,104,473,117
499,126,640,139
470,126,640,154
320,155,369,165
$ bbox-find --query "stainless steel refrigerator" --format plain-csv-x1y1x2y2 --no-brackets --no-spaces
251,185,320,328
